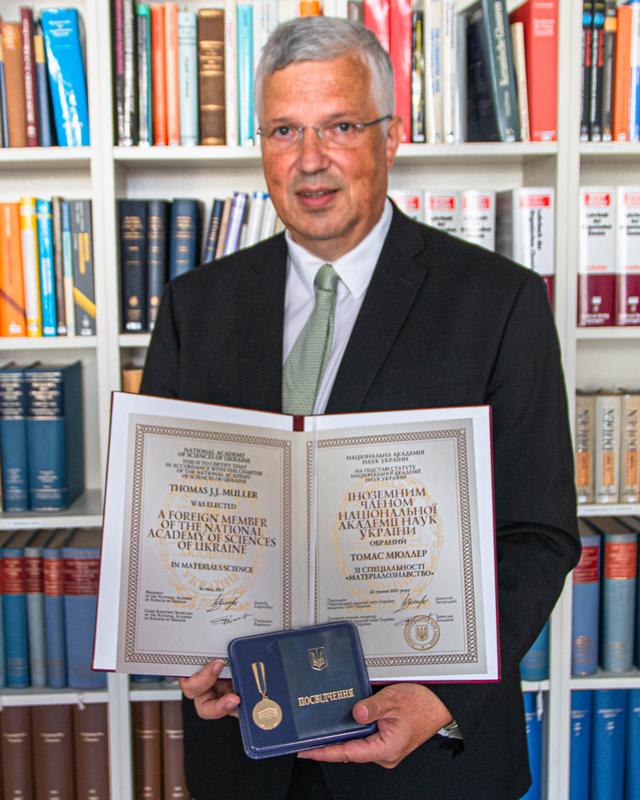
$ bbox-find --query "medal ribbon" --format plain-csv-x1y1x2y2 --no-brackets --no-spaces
251,661,268,700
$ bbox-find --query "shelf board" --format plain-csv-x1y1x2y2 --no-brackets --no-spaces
0,687,109,707
575,327,640,340
119,333,151,348
570,668,640,690
0,335,97,351
578,503,640,517
0,146,93,170
130,681,181,702
580,142,640,160
0,488,103,530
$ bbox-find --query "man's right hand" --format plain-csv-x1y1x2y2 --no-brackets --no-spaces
179,659,241,720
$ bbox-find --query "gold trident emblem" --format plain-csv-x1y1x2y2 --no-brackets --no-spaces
308,647,328,671
416,625,429,642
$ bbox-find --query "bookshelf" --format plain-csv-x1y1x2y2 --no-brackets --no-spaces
1,1,639,798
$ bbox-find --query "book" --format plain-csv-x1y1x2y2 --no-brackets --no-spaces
162,701,189,800
0,202,27,336
613,3,633,142
581,1,594,141
25,529,52,688
2,21,27,147
122,364,143,394
51,197,67,335
197,9,225,146
616,516,640,666
202,198,225,262
19,196,42,337
20,7,39,148
74,704,110,799
510,21,530,142
224,0,238,147
442,0,458,142
615,187,640,326
0,531,12,687
237,4,254,146
601,0,617,142
1,530,31,688
0,364,30,512
411,10,426,143
119,199,148,333
61,201,76,336
215,197,233,258
133,701,163,800
223,192,249,255
24,361,85,512
0,706,34,799
423,190,461,235
571,520,600,676
460,190,496,251
629,689,640,800
389,191,423,221
389,0,412,143
578,188,616,327
95,395,499,682
244,192,268,249
31,705,75,800
364,0,390,52
113,0,137,146
575,392,596,504
521,691,542,800
169,198,201,280
595,393,621,504
43,529,71,687
0,25,10,147
629,2,640,142
63,528,106,689
178,11,199,147
591,689,627,799
35,199,57,337
589,0,606,141
424,0,443,144
620,394,640,503
33,30,54,147
151,3,168,146
136,4,153,147
70,199,96,336
520,620,549,682
41,8,90,146
147,199,169,331
569,690,592,800
165,2,181,147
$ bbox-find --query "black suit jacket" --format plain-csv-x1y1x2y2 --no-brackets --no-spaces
141,207,580,800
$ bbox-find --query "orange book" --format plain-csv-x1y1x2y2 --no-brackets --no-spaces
613,4,633,142
164,2,181,146
151,4,168,145
0,203,27,336
19,197,41,337
2,22,27,147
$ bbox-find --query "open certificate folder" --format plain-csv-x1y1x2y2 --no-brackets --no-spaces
94,394,499,682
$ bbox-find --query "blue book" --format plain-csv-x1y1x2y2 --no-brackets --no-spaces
521,691,543,800
178,11,199,146
237,5,254,145
146,199,169,332
63,528,106,689
34,27,54,147
202,199,226,262
570,690,592,800
41,9,90,146
35,199,58,337
628,689,640,800
520,621,549,681
0,364,30,512
25,530,53,688
0,531,15,687
616,517,640,667
2,531,33,688
572,523,601,676
169,199,201,280
223,192,249,256
43,530,71,687
592,689,628,800
24,361,84,512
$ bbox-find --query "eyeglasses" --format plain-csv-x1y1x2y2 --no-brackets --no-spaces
257,115,393,151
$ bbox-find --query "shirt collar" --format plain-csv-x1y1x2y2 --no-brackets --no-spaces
285,198,393,301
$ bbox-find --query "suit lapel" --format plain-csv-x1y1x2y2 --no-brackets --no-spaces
236,235,287,412
326,208,429,414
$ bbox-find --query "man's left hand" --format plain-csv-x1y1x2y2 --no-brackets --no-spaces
296,684,453,769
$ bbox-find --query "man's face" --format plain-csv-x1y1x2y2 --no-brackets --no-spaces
259,54,402,261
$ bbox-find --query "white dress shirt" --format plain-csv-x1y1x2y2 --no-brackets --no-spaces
283,199,393,414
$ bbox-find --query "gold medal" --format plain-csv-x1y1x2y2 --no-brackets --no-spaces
251,661,283,731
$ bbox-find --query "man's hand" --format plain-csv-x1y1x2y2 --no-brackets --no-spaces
179,659,240,720
297,684,453,769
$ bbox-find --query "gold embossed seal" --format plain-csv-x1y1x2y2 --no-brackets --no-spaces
251,661,283,730
403,615,440,651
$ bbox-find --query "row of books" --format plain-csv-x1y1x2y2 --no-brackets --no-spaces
573,517,639,676
579,187,640,327
0,703,109,800
575,391,640,505
119,193,282,332
522,691,544,800
580,1,640,143
0,362,84,513
0,528,102,691
570,689,640,800
132,700,190,800
0,8,90,148
0,199,96,339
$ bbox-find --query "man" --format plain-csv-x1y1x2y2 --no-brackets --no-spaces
141,17,579,800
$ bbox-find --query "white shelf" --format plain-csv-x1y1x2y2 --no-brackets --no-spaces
570,669,640,690
575,327,640,340
119,333,151,348
0,146,93,170
0,488,103,529
129,682,182,703
578,503,640,517
0,688,109,707
580,142,640,160
0,336,97,351
114,144,261,166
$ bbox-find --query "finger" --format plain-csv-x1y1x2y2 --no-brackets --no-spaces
180,660,226,700
195,689,241,720
298,732,386,764
353,690,396,724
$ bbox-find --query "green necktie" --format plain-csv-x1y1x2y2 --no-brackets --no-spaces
282,263,339,415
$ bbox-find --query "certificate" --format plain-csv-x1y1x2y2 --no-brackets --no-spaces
94,393,498,682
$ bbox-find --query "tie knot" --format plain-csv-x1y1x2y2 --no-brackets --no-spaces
314,263,338,294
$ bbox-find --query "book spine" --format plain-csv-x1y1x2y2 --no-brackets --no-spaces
224,0,238,147
245,193,268,247
25,544,47,688
202,198,225,261
19,196,41,336
43,546,67,687
146,199,168,332
51,197,67,335
620,394,640,503
237,5,254,146
61,200,76,336
178,11,199,146
2,22,27,147
70,199,97,335
0,29,10,147
615,187,640,326
41,9,90,146
630,4,640,142
390,0,412,143
581,1,594,141
522,691,542,800
590,0,606,141
136,4,153,147
481,0,520,142
215,198,233,258
0,706,34,798
74,704,110,799
259,196,277,240
151,4,168,145
613,5,631,142
63,545,106,688
0,202,27,336
20,7,39,147
442,0,458,142
424,0,443,144
162,701,188,800
629,689,640,799
510,22,530,142
169,199,200,279
595,393,621,503
569,690,592,800
35,199,58,337
601,0,617,141
1,543,30,687
223,193,249,255
198,9,226,146
122,0,137,146
390,191,423,221
520,621,549,682
601,532,637,671
363,0,390,51
113,0,126,144
423,190,461,234
119,199,148,332
571,532,600,675
165,3,181,147
591,689,628,798
32,705,75,799
133,702,163,800
0,368,29,512
578,187,616,326
460,190,496,251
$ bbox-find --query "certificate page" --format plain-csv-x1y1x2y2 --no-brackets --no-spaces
307,408,497,682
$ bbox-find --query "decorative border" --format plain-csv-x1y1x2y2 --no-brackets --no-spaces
124,423,292,666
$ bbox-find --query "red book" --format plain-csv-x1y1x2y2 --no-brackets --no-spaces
615,187,640,326
19,7,38,146
578,188,616,326
363,0,390,52
389,0,411,142
164,2,181,147
151,4,168,145
509,0,557,142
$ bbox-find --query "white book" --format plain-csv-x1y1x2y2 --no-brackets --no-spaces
19,198,42,337
616,187,640,278
510,22,530,143
442,0,458,143
579,187,616,279
424,0,443,144
595,393,622,503
389,191,424,221
178,11,199,146
260,196,278,240
253,0,278,132
224,0,238,147
495,188,554,277
454,9,467,144
245,191,268,246
423,190,461,235
460,190,496,251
